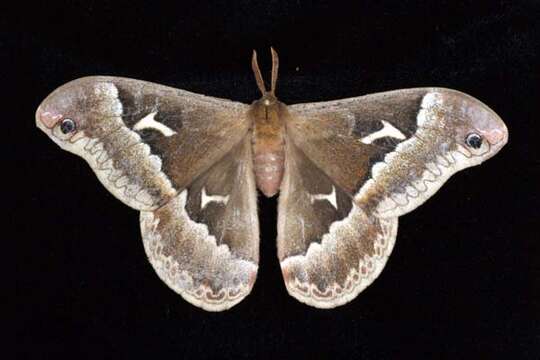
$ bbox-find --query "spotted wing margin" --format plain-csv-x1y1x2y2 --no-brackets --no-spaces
287,88,488,219
277,139,398,308
48,76,250,211
141,135,259,311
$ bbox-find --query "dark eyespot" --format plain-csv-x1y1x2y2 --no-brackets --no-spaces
60,118,76,134
465,133,483,149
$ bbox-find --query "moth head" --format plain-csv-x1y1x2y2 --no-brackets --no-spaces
36,77,122,152
432,91,508,161
253,92,278,107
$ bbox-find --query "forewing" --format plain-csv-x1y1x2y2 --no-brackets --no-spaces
287,88,495,218
37,76,250,210
141,136,259,311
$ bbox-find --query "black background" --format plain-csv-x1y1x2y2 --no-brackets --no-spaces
15,1,539,358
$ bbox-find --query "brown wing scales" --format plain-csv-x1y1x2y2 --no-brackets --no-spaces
141,136,259,311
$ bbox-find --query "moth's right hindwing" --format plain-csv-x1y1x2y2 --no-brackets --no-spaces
141,136,259,311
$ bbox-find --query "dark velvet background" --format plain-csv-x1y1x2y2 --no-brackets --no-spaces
15,1,539,358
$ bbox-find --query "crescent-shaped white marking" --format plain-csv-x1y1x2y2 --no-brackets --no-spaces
360,120,406,144
201,187,230,209
133,111,177,137
309,185,338,209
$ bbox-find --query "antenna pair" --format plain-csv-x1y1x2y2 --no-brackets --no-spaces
252,47,279,96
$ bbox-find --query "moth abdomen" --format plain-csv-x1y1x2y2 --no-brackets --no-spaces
253,150,285,197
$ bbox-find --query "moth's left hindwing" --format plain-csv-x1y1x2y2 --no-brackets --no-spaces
37,77,258,310
277,139,398,308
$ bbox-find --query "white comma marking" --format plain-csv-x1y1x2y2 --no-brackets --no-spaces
133,111,177,137
201,187,230,209
360,120,406,144
310,186,338,210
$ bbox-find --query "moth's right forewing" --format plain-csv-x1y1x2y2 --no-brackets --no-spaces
50,76,250,211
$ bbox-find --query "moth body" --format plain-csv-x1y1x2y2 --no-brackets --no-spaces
250,95,287,197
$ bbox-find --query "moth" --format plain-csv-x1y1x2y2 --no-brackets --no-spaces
36,49,508,311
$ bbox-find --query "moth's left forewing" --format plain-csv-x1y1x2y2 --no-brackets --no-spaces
287,88,505,218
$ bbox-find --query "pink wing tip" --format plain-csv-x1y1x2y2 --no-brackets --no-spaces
36,106,62,129
484,128,507,145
